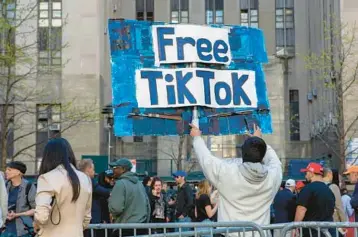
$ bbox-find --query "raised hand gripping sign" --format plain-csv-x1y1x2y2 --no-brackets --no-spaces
109,19,271,136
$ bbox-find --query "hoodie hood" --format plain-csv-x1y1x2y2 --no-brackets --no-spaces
238,162,268,184
119,171,138,184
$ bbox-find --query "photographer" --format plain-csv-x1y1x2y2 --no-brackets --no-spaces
3,161,36,237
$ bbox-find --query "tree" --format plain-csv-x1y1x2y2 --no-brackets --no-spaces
157,135,198,172
0,0,98,170
304,18,358,171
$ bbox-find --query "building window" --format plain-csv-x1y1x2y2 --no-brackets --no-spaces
275,0,295,56
133,136,143,142
36,104,61,158
0,1,16,54
289,90,300,141
136,0,154,21
0,105,14,160
38,0,62,66
171,0,189,23
240,0,258,28
205,0,224,24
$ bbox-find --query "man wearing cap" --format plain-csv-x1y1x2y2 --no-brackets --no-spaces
172,170,194,230
294,163,335,237
273,180,296,222
4,161,36,237
344,166,358,221
190,124,282,233
108,158,150,237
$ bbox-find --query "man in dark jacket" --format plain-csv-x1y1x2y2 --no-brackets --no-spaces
173,171,193,232
273,179,296,237
273,179,296,223
79,159,111,237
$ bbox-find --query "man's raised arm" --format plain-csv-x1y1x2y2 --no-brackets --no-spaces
191,124,224,187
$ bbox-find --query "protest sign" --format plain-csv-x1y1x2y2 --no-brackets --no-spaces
108,19,271,136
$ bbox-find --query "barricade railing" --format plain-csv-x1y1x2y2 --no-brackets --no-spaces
88,222,358,237
280,222,358,237
88,221,265,237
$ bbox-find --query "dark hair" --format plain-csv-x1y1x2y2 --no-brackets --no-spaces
242,137,267,163
142,176,151,186
61,138,77,168
341,188,348,196
39,138,81,202
150,177,162,190
331,169,340,187
98,171,113,189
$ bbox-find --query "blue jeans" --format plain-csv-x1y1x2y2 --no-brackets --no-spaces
175,216,192,232
197,219,212,237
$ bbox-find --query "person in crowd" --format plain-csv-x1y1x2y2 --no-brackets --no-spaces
190,124,282,230
143,176,153,196
108,158,150,237
195,180,218,236
173,170,194,231
0,170,7,229
149,177,169,233
341,188,354,221
296,181,305,194
97,170,115,225
294,163,335,237
273,179,296,237
344,166,358,221
341,188,355,237
323,168,347,224
3,161,36,237
33,138,92,237
79,159,111,237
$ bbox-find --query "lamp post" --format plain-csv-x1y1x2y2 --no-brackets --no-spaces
101,104,114,166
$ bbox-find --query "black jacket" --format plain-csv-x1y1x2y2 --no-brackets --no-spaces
91,179,111,223
175,183,194,218
273,188,296,223
149,192,170,221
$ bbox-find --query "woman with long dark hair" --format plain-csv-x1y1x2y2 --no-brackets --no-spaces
33,138,92,237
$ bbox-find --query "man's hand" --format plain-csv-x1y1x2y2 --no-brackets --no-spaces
178,215,184,219
189,124,202,137
245,124,262,138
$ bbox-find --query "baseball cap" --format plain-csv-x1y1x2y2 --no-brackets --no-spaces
172,170,187,178
104,169,114,177
109,158,133,170
285,179,296,187
300,162,323,175
296,181,305,189
344,165,358,175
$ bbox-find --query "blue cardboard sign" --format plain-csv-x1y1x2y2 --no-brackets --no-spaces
109,19,271,136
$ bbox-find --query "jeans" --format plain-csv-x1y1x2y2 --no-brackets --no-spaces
175,216,192,232
197,219,213,237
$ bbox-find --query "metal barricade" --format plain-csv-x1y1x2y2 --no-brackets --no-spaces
88,221,266,237
280,222,358,237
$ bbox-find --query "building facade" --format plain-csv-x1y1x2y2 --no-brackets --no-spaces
341,0,358,167
0,0,342,175
0,0,101,174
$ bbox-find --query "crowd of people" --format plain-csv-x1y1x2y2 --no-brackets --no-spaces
0,124,358,237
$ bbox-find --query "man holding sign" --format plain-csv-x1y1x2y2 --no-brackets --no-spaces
190,124,282,231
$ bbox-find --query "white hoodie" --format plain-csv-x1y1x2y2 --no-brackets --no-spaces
193,136,282,227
